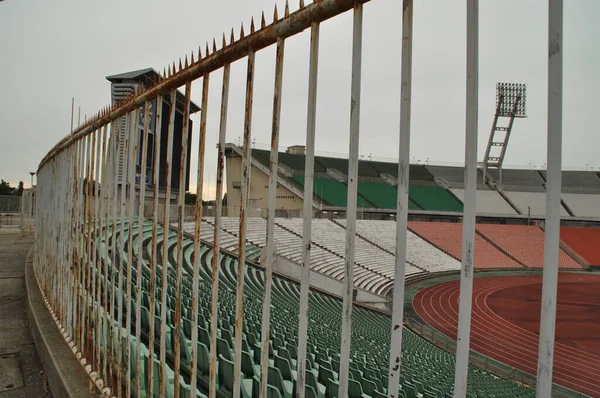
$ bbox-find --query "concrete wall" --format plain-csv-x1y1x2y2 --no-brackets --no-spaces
226,155,304,217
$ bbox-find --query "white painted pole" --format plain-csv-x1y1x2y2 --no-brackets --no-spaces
387,0,413,395
296,22,319,398
339,4,362,398
453,0,478,396
536,1,563,396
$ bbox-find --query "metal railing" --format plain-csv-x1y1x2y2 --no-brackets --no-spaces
33,1,567,398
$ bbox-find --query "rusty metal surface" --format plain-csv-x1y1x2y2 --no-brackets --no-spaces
190,73,210,396
173,81,192,398
209,64,229,398
148,95,164,398
159,89,177,398
134,101,151,398
261,35,285,398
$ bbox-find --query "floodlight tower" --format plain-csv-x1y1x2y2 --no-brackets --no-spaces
482,83,527,185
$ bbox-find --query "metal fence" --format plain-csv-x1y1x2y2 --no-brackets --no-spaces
0,194,21,213
33,1,566,398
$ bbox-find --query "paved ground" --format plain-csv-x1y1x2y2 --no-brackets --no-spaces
0,228,52,398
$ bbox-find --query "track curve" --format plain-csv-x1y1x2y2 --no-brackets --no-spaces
413,273,600,397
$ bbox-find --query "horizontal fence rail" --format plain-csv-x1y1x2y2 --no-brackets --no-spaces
33,1,566,398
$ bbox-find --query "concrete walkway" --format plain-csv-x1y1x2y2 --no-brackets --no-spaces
0,228,52,397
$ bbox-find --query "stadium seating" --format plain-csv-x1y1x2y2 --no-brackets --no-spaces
293,177,373,208
357,183,420,210
424,165,492,190
97,219,534,398
450,189,517,215
188,218,404,296
540,170,600,193
407,221,524,269
561,194,600,218
486,169,545,192
503,192,570,217
409,187,463,212
560,227,600,266
339,220,461,273
275,218,423,295
252,149,327,174
475,224,581,268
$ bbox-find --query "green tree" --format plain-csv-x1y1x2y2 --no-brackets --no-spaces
0,180,14,196
15,181,24,196
185,192,197,205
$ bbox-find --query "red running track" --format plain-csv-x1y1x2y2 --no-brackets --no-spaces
413,273,600,397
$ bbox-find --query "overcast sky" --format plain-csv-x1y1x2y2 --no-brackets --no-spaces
1,0,599,196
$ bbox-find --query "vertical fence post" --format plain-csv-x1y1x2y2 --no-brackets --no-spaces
233,48,255,398
93,126,103,376
536,1,563,396
339,4,363,398
148,94,164,398
387,0,413,395
110,118,121,391
209,63,230,398
191,72,210,396
101,123,111,384
296,21,320,398
160,89,178,398
261,35,285,398
125,107,140,398
135,101,151,398
174,81,193,398
454,0,479,396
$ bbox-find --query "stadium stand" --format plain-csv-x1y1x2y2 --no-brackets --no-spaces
275,218,423,290
475,224,581,268
339,220,461,273
560,194,600,218
252,149,327,174
425,166,492,190
293,177,373,208
407,221,524,269
187,218,404,296
450,189,517,215
409,187,463,212
104,220,534,398
540,170,600,193
357,183,420,210
504,191,570,217
486,169,545,192
560,227,600,266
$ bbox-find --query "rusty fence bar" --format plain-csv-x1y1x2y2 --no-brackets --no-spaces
209,63,229,398
31,1,567,398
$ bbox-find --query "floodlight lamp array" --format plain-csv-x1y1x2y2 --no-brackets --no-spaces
496,82,527,118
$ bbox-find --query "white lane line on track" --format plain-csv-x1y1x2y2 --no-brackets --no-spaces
413,276,600,396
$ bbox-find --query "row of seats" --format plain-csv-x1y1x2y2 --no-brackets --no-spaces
190,217,414,295
475,224,581,268
339,220,461,273
559,227,600,266
408,221,584,269
408,222,524,269
95,219,534,398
